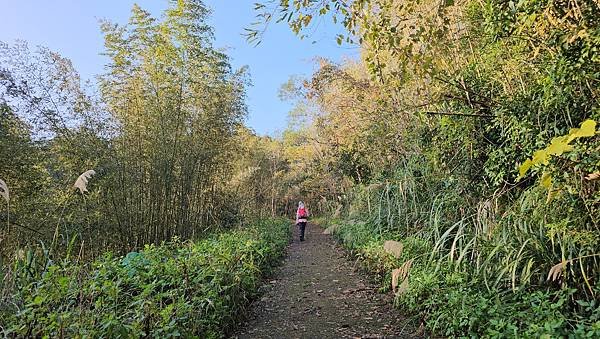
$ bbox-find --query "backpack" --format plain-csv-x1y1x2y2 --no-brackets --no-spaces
298,207,307,218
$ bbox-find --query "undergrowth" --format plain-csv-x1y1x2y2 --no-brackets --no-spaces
0,218,290,338
328,220,600,338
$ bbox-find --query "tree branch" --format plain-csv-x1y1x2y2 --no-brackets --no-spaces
424,111,496,118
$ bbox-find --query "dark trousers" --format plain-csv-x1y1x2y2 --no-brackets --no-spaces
298,222,307,241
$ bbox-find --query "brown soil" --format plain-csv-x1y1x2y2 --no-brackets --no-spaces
233,223,421,339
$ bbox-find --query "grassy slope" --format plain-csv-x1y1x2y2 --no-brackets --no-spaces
324,219,600,338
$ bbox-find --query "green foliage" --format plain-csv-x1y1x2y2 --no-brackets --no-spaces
256,0,599,335
0,219,290,338
332,219,600,337
0,0,254,259
99,0,248,244
1,0,599,336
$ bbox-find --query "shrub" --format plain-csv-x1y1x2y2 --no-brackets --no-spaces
0,218,290,338
331,219,600,337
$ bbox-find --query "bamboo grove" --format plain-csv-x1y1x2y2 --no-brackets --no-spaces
0,1,298,260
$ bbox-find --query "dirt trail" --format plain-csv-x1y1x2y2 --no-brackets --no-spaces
234,223,419,339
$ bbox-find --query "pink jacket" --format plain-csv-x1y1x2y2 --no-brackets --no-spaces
296,207,308,223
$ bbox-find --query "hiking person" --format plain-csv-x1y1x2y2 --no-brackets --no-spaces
296,201,309,241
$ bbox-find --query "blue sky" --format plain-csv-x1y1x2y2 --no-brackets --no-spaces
0,1,358,135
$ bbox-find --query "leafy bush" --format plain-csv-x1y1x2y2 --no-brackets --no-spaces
330,219,600,337
0,219,290,338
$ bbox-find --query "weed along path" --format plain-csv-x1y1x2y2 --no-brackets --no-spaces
234,223,418,339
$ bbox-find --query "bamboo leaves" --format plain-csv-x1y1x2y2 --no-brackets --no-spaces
98,0,248,242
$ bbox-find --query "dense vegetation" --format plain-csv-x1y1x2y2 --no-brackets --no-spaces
1,0,599,336
248,0,600,336
0,1,301,258
325,219,600,336
1,219,289,338
0,1,295,336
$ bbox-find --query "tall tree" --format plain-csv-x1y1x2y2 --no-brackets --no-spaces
100,0,247,246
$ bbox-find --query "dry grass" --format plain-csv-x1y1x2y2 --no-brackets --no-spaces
73,170,95,194
0,179,9,203
391,258,414,295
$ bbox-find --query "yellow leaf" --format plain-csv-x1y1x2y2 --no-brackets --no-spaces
532,149,549,166
518,159,533,178
566,119,596,143
545,136,573,156
546,188,559,204
540,172,552,189
517,119,595,182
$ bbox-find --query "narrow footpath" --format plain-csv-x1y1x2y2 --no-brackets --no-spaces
234,223,419,339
